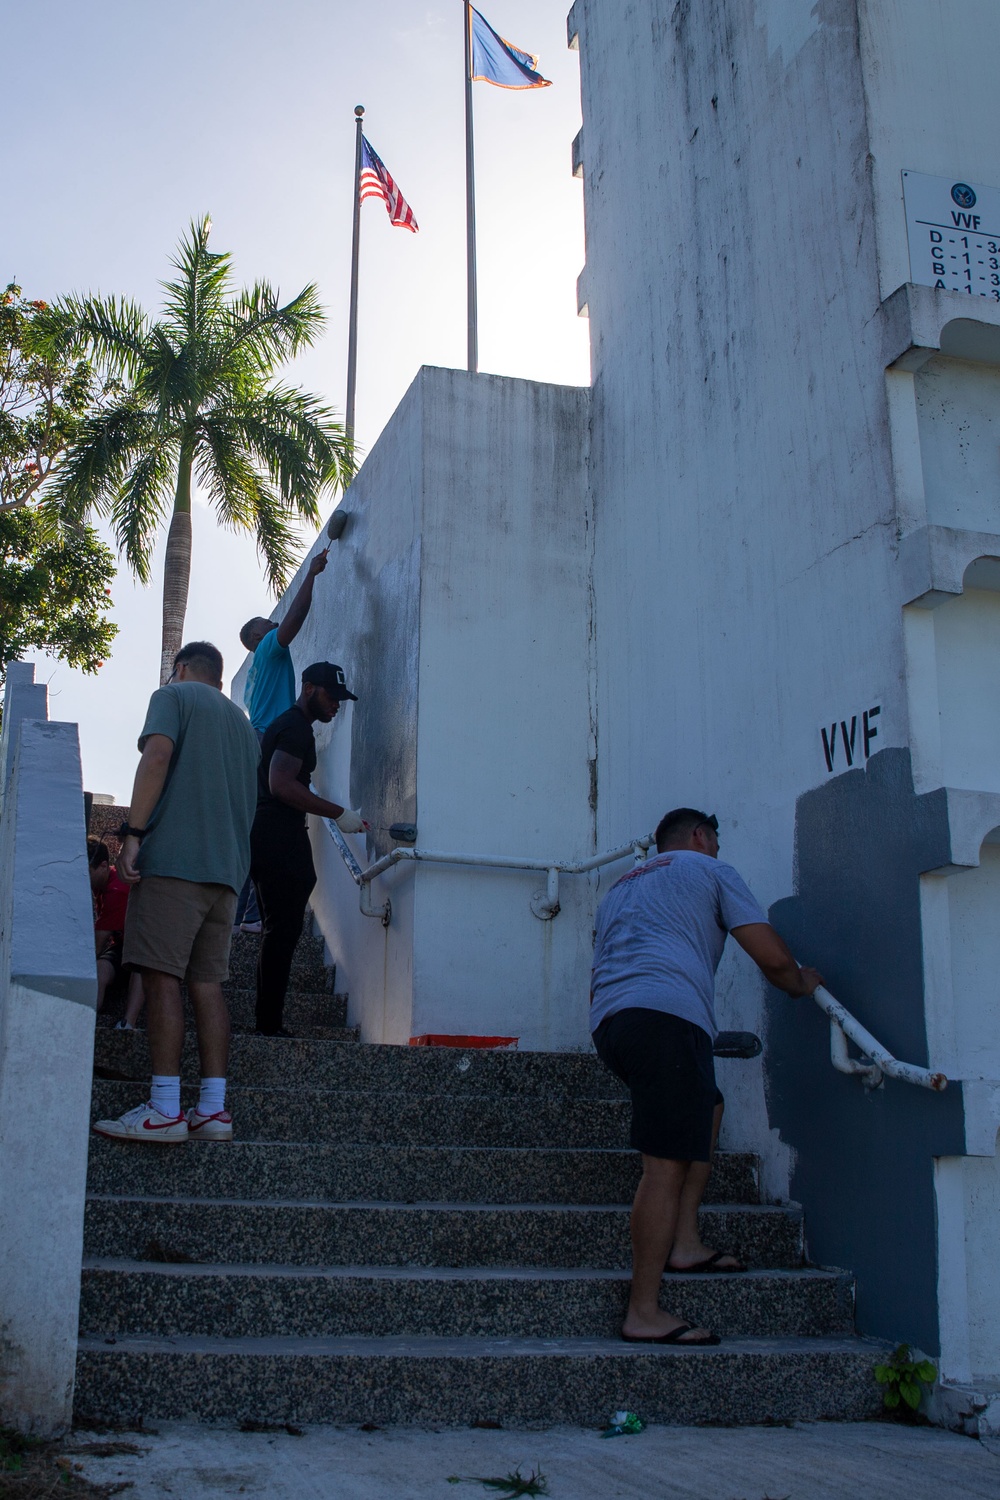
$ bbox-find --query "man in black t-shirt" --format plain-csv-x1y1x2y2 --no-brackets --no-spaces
250,662,366,1036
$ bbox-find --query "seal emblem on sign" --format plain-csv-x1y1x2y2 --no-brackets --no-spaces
951,183,977,209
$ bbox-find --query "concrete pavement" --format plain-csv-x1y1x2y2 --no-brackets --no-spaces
69,1418,1000,1498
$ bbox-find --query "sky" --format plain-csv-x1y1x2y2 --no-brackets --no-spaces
5,0,589,800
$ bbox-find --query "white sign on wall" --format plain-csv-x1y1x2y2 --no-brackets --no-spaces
903,170,1000,303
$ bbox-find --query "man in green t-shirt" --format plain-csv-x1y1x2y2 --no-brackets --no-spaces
92,640,260,1145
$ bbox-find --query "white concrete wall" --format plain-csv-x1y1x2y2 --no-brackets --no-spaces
936,1148,1000,1386
858,0,1000,304
284,375,424,1045
0,673,96,1436
261,368,594,1049
570,0,1000,1367
410,371,594,1050
573,0,905,1184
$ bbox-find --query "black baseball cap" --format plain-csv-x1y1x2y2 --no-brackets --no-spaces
301,662,358,701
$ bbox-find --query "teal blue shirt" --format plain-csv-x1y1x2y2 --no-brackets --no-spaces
244,627,296,732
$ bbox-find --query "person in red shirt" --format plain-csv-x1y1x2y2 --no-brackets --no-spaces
88,836,144,1026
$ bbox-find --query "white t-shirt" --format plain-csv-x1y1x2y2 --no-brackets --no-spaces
590,850,768,1040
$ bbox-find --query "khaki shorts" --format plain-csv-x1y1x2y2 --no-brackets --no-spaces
123,876,237,983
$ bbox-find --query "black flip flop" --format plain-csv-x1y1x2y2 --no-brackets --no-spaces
622,1322,721,1346
666,1249,746,1274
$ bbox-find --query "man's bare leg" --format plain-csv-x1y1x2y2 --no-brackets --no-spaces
143,969,185,1077
95,958,116,1013
667,1101,744,1271
122,971,145,1029
622,1154,715,1340
188,980,230,1080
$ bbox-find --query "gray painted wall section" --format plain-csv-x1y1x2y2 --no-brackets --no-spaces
769,748,965,1354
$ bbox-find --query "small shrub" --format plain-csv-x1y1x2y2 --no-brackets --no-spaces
874,1343,937,1417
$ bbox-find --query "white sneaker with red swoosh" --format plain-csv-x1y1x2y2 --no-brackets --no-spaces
92,1101,189,1143
185,1107,233,1142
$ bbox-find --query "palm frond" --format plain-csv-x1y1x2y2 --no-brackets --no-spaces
220,282,326,374
196,416,259,531
217,386,355,515
46,402,161,524
59,295,153,380
130,324,188,414
246,472,301,595
160,216,232,345
111,442,177,582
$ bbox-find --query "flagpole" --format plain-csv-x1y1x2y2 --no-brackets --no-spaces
463,0,478,373
345,104,365,448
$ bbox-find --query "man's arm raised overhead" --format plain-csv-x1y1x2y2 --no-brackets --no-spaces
276,549,329,649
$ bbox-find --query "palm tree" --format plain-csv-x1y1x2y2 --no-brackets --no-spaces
51,217,354,682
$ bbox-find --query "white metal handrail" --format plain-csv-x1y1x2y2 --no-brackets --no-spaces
325,816,949,1091
812,983,947,1092
325,818,654,925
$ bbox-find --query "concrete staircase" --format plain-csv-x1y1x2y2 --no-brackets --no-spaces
77,931,883,1426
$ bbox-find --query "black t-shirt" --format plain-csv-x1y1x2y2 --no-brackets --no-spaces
256,705,316,821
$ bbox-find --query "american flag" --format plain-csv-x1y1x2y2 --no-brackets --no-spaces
360,136,419,232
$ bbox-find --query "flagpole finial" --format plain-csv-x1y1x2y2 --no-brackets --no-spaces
355,105,365,118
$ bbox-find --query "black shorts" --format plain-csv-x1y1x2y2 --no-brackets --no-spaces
593,1007,723,1162
96,936,124,974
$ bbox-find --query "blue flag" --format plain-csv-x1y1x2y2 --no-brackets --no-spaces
470,6,552,90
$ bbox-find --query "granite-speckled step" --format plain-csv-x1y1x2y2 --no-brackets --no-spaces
216,988,350,1036
74,1333,885,1427
89,1082,634,1149
85,1138,759,1206
79,1261,853,1340
93,1032,628,1096
82,929,863,1429
82,1197,803,1270
91,1080,641,1146
226,931,333,993
96,1020,356,1074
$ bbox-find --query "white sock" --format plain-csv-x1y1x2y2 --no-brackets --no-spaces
197,1077,226,1117
150,1075,181,1118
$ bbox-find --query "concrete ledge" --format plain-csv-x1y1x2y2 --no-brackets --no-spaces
900,524,1000,607
882,282,1000,372
917,787,1000,871
961,1081,1000,1158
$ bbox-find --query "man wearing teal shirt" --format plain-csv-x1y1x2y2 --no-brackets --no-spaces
237,549,330,929
239,547,330,732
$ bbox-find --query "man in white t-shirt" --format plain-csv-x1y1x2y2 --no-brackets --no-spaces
591,807,822,1347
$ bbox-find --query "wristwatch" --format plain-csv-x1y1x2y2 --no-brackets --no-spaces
117,821,148,841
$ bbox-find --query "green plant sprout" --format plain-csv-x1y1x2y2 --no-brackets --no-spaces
447,1467,548,1498
874,1343,937,1415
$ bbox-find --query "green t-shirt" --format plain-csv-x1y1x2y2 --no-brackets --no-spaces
136,682,260,893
